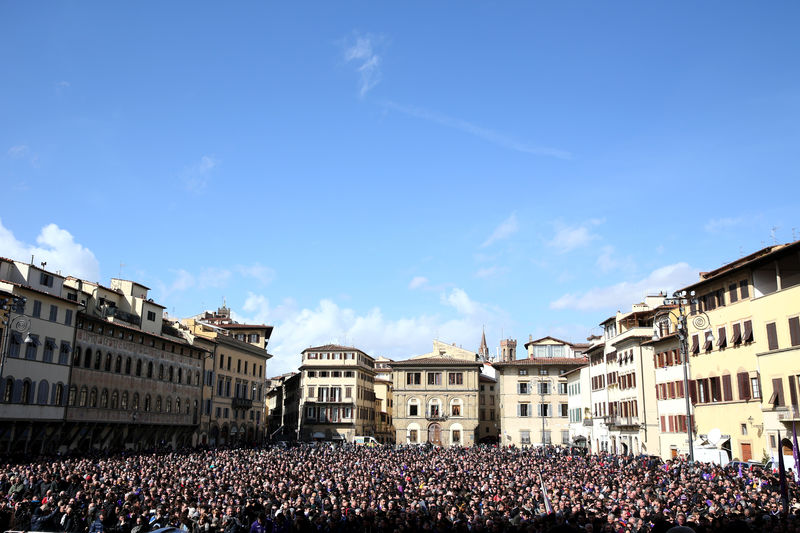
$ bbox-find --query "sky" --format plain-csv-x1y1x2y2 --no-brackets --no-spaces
1,2,799,376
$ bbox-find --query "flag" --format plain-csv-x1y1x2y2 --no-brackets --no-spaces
778,430,789,513
538,472,553,514
793,421,800,483
737,463,743,478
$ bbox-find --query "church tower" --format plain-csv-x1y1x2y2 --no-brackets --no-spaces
500,338,517,362
479,328,489,361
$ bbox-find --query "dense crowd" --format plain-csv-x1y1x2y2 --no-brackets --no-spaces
0,444,797,533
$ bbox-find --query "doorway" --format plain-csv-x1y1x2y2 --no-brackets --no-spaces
428,423,442,445
741,442,752,462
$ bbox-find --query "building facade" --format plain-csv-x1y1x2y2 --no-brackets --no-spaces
297,344,377,442
496,337,587,447
391,341,482,446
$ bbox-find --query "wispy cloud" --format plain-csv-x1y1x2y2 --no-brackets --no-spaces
383,101,571,159
550,262,697,312
705,216,745,234
343,32,383,97
181,155,219,193
474,265,509,279
408,276,428,290
159,262,275,299
482,212,519,248
596,245,635,274
547,219,603,253
7,145,29,158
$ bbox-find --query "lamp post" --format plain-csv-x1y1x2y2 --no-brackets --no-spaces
0,295,32,382
653,290,713,463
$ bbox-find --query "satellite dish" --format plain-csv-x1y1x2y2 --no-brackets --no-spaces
708,428,722,445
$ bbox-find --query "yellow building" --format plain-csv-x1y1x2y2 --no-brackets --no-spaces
391,340,482,446
681,241,800,463
297,344,377,442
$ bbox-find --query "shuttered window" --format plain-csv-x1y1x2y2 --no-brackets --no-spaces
691,334,700,355
789,317,800,347
766,322,779,351
731,323,742,345
717,327,727,349
789,375,798,407
689,380,698,404
722,374,733,401
729,283,739,303
743,320,753,343
739,280,749,299
771,378,785,406
737,372,751,400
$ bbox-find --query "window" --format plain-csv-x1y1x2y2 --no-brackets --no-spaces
319,371,329,378
740,280,749,299
791,317,800,347
59,342,70,365
559,403,568,417
452,429,461,444
406,372,421,385
78,387,87,407
43,338,55,363
751,377,761,399
561,430,570,445
558,382,568,395
307,371,316,378
542,430,552,444
538,403,551,417
409,429,418,443
40,272,54,287
538,381,550,395
729,283,739,303
766,322,779,351
518,369,528,376
408,400,419,416
48,305,58,322
25,335,39,360
345,386,352,398
427,372,442,385
451,401,462,417
520,431,531,445
428,400,441,417
741,423,748,435
147,311,156,321
518,403,531,417
64,309,73,326
448,372,464,385
518,382,530,394
539,368,549,376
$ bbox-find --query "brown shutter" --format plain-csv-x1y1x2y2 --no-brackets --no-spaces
772,378,785,406
703,334,713,352
789,375,798,407
722,374,732,401
738,372,751,400
766,322,779,351
689,379,698,404
732,323,742,345
729,283,739,303
717,326,727,348
691,334,700,354
743,320,753,342
739,280,749,299
789,317,800,347
717,289,725,306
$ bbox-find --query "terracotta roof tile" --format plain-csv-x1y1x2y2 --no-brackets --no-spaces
494,357,588,367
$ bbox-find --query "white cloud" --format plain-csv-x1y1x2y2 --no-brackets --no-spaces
705,217,745,233
383,101,571,159
595,245,635,274
481,212,518,248
550,262,698,312
408,276,428,289
235,263,276,286
0,218,100,281
475,266,509,279
182,155,219,192
238,288,509,376
159,263,273,298
7,145,29,158
547,219,603,253
344,33,383,97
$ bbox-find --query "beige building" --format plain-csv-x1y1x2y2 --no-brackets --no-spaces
496,337,587,447
297,344,377,442
679,241,800,463
391,340,482,446
478,372,500,443
0,259,82,454
183,306,272,445
374,356,394,444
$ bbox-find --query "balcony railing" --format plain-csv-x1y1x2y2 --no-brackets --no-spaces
426,412,448,422
606,416,640,428
582,418,594,427
777,406,800,421
232,397,253,410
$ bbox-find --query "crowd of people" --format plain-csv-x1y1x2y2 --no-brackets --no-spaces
0,444,797,533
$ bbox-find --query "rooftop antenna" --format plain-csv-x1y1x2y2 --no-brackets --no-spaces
771,226,779,245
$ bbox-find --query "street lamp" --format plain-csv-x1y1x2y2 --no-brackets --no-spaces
652,290,713,463
1,295,32,382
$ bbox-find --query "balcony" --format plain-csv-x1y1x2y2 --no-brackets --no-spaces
232,397,253,410
777,406,800,422
425,412,448,422
606,416,640,428
582,418,594,427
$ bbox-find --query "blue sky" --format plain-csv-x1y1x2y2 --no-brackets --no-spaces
1,2,798,374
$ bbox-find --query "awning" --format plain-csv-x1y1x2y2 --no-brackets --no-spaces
61,342,72,353
30,336,41,346
10,331,22,343
46,339,58,350
312,432,326,439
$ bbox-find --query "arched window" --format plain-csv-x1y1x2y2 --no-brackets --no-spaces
427,398,442,418
94,352,101,370
185,398,190,414
89,387,98,407
104,353,112,372
159,364,164,380
147,362,153,378
144,394,151,412
450,398,463,417
73,346,82,366
132,393,139,410
136,359,142,376
165,397,172,413
79,386,88,407
111,390,119,409
68,386,77,406
176,397,181,413
84,349,92,368
155,396,162,412
125,357,132,375
21,380,31,404
54,383,64,405
177,368,182,383
37,380,49,405
3,378,14,403
121,391,129,410
169,366,174,382
407,398,420,417
195,372,200,386
100,389,108,408
115,355,122,373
